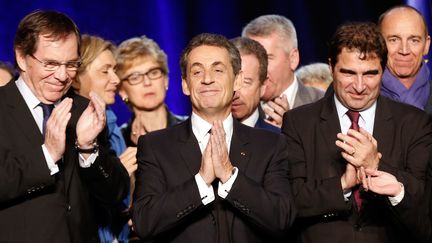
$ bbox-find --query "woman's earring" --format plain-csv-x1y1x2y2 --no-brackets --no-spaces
122,96,129,103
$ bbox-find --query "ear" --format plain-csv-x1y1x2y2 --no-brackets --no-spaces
259,78,268,98
233,70,243,92
15,50,27,72
118,87,127,100
289,48,300,71
164,76,169,90
182,78,191,96
424,35,430,56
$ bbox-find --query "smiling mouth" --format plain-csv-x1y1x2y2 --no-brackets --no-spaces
200,90,219,96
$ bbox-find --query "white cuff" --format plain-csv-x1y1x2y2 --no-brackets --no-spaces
78,151,98,168
388,182,405,206
194,173,215,205
42,144,59,175
218,167,238,199
343,190,352,202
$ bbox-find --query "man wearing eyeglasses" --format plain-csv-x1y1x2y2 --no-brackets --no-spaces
0,10,129,243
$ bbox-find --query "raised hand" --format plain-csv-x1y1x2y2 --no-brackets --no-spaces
335,128,380,170
210,120,233,183
363,169,403,197
119,147,138,176
199,135,216,185
44,98,73,162
76,92,106,148
264,94,289,128
340,163,360,192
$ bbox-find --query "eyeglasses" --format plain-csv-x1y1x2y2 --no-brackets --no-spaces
29,54,82,72
121,67,165,85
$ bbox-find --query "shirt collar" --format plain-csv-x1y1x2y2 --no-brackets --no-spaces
191,112,234,142
281,76,298,109
334,94,376,134
241,108,259,128
15,76,43,110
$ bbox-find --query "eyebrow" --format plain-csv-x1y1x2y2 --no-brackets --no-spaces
339,68,379,75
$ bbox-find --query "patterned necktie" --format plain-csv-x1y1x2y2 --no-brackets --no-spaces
346,110,362,211
40,103,54,137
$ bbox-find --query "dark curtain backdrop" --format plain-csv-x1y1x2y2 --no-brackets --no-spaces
0,0,405,125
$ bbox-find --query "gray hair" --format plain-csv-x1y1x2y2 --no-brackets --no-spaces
296,63,332,85
241,14,298,51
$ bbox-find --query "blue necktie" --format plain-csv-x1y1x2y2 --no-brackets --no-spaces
40,103,54,137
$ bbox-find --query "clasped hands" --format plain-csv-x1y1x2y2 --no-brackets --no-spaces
45,92,106,161
199,120,234,186
336,128,402,197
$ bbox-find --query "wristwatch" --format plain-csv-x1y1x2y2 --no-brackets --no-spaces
75,140,99,154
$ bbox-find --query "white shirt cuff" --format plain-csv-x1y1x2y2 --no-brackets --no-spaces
78,151,98,168
218,167,238,199
194,173,215,205
343,190,352,202
42,144,59,175
388,182,405,206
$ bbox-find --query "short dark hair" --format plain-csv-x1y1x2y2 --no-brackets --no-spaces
180,33,241,79
14,10,81,57
328,22,387,70
231,37,268,84
378,4,429,37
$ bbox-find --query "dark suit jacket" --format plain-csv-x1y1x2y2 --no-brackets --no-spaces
0,81,129,243
132,118,295,242
292,79,324,109
282,94,432,243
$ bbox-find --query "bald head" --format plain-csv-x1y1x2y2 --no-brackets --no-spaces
378,5,431,86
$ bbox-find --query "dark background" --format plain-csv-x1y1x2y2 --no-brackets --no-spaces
0,0,411,125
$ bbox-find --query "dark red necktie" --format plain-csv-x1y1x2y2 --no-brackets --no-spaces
346,110,362,211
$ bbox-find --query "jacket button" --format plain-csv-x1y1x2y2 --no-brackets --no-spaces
67,205,72,212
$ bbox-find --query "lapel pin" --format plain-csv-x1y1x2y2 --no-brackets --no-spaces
240,152,246,156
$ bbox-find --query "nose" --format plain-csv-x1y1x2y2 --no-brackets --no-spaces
111,71,120,86
202,71,214,85
398,40,411,55
353,75,366,93
53,64,69,82
142,76,152,86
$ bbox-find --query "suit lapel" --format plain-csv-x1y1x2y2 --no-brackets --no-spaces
63,97,80,194
319,95,345,175
371,97,394,160
229,120,251,171
227,120,251,230
4,82,44,145
178,119,202,176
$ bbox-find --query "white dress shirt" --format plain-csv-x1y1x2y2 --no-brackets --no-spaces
191,112,239,205
334,95,404,205
280,76,299,110
241,108,259,128
15,78,97,175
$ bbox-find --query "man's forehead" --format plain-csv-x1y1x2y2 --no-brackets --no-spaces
188,45,230,65
35,33,79,58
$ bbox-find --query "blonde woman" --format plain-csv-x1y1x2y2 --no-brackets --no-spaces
72,34,136,243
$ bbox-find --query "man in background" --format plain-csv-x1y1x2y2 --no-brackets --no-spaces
378,5,431,112
242,14,323,127
231,37,279,133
